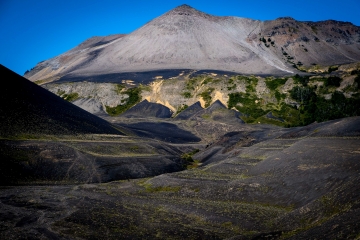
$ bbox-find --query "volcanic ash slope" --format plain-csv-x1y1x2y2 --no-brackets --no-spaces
25,4,360,82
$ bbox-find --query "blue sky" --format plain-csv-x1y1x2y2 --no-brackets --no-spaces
1,0,360,75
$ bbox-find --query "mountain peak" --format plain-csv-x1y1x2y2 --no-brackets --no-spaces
167,4,203,16
175,4,193,9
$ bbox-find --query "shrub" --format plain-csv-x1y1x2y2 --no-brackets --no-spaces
328,66,339,73
105,87,141,116
293,74,309,86
324,76,342,87
265,78,287,91
182,92,191,98
200,88,214,107
354,75,360,89
290,86,315,104
275,91,286,101
176,104,188,115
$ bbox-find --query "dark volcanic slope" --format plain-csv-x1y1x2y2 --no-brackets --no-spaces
193,100,245,124
1,117,359,239
115,122,201,143
175,101,204,120
0,64,123,137
121,100,173,118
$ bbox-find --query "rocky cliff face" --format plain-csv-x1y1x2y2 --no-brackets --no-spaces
25,5,360,83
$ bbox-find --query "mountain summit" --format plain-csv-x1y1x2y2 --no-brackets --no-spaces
167,4,200,15
26,5,360,82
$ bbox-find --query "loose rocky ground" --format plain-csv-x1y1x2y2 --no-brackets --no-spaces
2,63,360,239
1,117,359,239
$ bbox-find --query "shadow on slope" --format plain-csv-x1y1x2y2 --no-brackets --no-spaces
115,122,201,143
0,139,192,185
0,64,123,137
194,100,245,124
175,101,203,120
120,100,173,118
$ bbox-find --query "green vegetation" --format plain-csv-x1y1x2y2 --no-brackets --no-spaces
176,104,188,115
144,184,181,193
324,76,342,87
328,66,339,73
182,92,192,98
200,88,214,108
34,79,47,85
225,73,359,127
115,84,125,94
105,87,141,116
181,149,200,169
245,77,258,92
202,77,213,85
228,92,266,123
275,91,286,101
290,86,360,125
62,92,79,102
57,90,65,96
311,25,318,34
293,74,310,86
265,78,287,91
185,77,200,91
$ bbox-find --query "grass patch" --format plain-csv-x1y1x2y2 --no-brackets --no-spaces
144,185,181,193
182,92,191,98
199,88,214,108
265,78,287,91
176,104,188,115
115,84,125,94
62,92,79,102
34,79,48,85
275,91,286,101
181,149,200,169
202,77,213,85
105,87,141,116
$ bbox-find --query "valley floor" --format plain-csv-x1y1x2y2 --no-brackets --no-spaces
1,117,360,239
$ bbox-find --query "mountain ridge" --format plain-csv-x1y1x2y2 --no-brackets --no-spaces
25,5,360,83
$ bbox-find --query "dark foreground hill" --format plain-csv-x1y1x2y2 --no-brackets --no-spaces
0,64,123,137
0,117,359,239
0,65,204,185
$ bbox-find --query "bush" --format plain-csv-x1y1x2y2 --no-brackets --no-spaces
182,92,191,98
290,86,315,104
293,74,309,86
324,76,342,87
275,91,286,101
265,78,287,91
200,88,214,108
328,66,339,73
354,75,360,89
105,87,141,116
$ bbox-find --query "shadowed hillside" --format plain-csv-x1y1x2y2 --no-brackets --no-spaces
0,64,123,138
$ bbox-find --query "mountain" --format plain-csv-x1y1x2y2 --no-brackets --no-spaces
0,64,123,137
25,4,360,83
120,99,173,118
1,117,360,239
175,101,203,120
